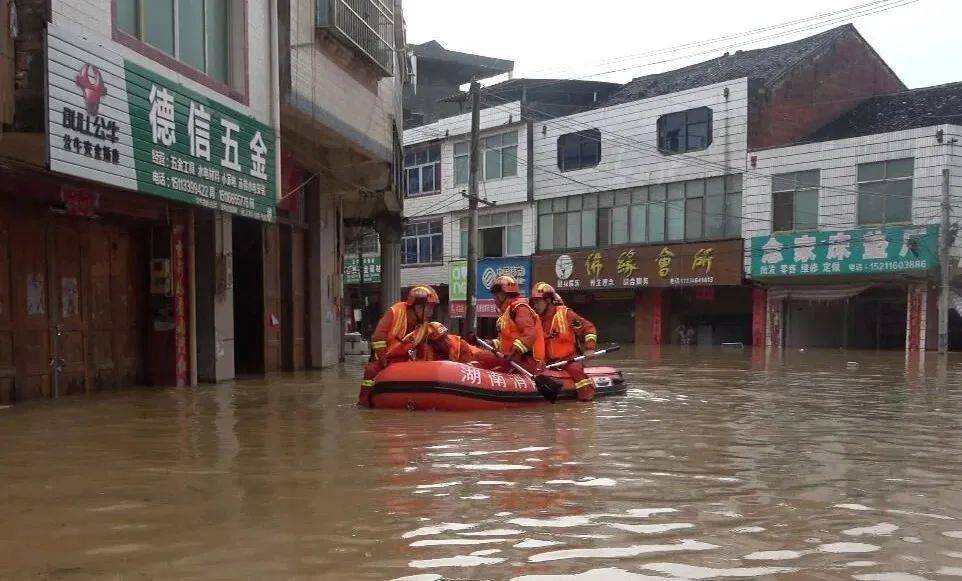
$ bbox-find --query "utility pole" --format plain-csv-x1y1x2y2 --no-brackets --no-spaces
465,80,481,335
939,168,951,354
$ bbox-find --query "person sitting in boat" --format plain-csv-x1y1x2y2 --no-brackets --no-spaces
359,285,439,405
475,274,545,373
423,322,482,364
530,282,598,402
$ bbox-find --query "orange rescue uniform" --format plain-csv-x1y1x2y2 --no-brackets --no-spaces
476,297,545,372
542,305,598,401
359,302,428,405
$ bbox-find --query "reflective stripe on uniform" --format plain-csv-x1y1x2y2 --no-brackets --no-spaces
584,334,597,343
575,378,593,390
361,379,375,387
491,338,501,350
371,341,387,349
513,339,528,354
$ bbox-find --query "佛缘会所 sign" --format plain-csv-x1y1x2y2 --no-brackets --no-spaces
531,239,744,292
47,24,276,221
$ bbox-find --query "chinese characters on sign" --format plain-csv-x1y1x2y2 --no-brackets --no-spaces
344,256,382,284
750,225,939,277
532,239,744,292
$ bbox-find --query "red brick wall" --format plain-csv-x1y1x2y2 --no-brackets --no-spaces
749,32,905,150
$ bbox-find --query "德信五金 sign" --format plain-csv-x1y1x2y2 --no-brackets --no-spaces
531,239,744,291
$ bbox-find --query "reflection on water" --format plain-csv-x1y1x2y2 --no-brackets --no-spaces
1,348,961,579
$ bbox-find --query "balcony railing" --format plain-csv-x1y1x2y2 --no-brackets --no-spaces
317,0,395,77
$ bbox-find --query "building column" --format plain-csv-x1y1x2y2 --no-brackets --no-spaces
308,188,341,368
906,283,927,352
766,295,784,349
195,211,235,382
378,212,402,307
634,288,669,345
752,287,767,348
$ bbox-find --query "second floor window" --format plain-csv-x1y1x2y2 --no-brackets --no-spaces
460,211,523,258
401,221,443,265
405,143,441,196
772,170,820,232
557,129,601,172
538,175,742,251
454,131,519,185
857,158,913,225
657,107,712,154
117,0,230,83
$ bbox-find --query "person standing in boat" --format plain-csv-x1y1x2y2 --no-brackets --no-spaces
530,282,598,402
476,274,546,373
359,286,439,405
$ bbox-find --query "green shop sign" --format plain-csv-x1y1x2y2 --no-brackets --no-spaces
449,260,467,301
344,256,381,284
47,24,276,221
750,224,939,278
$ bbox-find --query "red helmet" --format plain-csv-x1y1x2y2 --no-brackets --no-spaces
426,321,449,342
490,275,520,295
406,285,440,306
531,282,563,305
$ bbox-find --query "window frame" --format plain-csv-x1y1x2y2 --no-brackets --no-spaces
401,220,443,266
404,142,442,197
557,129,601,172
771,170,820,233
656,107,713,155
112,0,248,104
856,158,914,226
460,210,523,258
454,130,519,185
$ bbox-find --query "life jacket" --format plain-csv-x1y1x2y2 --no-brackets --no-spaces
496,298,546,363
386,302,428,354
544,306,577,361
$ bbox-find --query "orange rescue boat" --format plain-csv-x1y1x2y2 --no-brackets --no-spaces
362,360,626,411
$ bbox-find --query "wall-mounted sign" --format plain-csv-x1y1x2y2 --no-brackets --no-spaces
344,255,381,284
532,239,744,292
47,24,276,221
749,224,938,278
449,260,467,301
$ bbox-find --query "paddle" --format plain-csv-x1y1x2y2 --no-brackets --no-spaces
545,344,621,370
475,338,562,404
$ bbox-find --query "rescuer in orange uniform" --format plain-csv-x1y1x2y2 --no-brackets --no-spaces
476,274,545,373
530,282,598,401
359,286,439,406
422,322,482,364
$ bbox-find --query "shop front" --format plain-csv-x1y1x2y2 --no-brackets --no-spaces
749,225,940,351
0,23,280,402
449,257,532,337
532,239,747,346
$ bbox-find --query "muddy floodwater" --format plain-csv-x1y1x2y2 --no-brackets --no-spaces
2,348,962,580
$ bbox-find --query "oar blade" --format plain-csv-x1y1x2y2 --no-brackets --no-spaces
534,375,562,404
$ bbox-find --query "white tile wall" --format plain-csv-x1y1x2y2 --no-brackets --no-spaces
744,124,962,272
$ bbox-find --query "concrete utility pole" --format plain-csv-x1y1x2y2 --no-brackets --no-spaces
465,80,481,334
939,168,951,354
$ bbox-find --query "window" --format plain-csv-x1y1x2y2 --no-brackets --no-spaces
657,107,712,154
772,170,820,232
401,221,442,265
405,143,441,196
557,129,601,172
117,0,230,83
461,211,523,257
348,230,380,254
536,174,742,251
857,159,913,225
454,131,518,185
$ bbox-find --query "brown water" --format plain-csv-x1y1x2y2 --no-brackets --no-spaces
2,348,962,580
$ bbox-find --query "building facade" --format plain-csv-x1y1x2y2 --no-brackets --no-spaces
0,0,406,403
745,84,962,351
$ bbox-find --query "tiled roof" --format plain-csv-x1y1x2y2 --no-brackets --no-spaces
411,40,514,74
604,25,856,105
805,82,962,141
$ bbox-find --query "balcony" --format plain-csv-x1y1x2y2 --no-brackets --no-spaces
316,0,395,77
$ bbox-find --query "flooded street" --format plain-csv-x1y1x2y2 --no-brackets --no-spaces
2,349,962,580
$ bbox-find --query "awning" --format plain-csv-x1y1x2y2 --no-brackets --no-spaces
767,283,875,302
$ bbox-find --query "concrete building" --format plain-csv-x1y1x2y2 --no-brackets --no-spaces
744,83,962,351
529,24,903,346
0,0,406,403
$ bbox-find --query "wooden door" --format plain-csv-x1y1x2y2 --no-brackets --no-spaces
0,209,15,402
263,223,282,372
110,227,146,387
11,210,50,399
88,224,115,390
290,227,307,370
51,217,87,395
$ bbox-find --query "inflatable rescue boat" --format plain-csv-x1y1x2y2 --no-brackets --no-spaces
362,360,627,411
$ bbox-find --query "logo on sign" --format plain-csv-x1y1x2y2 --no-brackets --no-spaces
482,267,497,290
556,255,574,280
75,63,107,116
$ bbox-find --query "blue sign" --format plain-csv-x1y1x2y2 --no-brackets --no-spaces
477,257,532,299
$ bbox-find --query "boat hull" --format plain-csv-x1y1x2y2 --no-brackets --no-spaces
363,360,626,411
